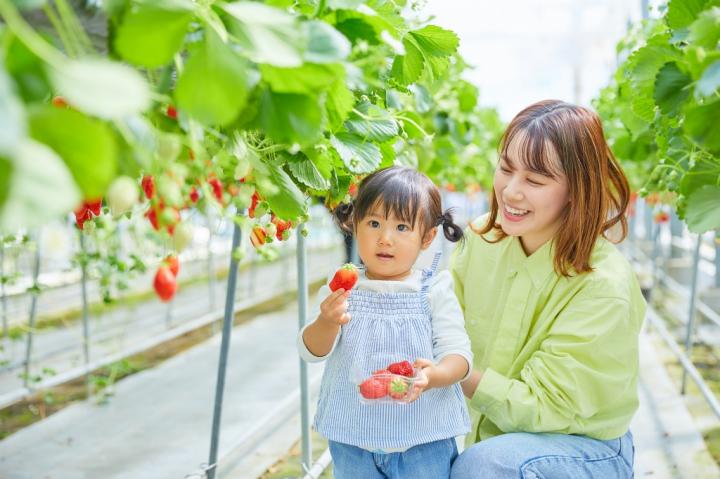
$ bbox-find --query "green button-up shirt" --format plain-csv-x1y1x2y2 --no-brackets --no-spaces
450,219,646,443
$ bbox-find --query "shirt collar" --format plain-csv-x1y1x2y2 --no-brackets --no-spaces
508,236,556,290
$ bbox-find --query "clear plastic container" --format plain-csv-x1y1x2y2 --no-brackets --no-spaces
352,354,420,404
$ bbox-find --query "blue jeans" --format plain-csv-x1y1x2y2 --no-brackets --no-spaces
329,438,458,479
451,430,634,479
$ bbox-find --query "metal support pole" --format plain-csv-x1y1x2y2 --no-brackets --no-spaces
1,242,7,340
669,211,683,258
79,232,91,397
23,236,41,388
715,232,720,289
681,235,703,394
297,223,312,473
206,222,242,479
207,214,216,311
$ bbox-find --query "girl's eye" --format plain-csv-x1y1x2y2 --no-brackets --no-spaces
397,224,409,232
368,220,380,228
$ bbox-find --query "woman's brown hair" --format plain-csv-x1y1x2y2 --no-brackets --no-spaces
474,99,630,277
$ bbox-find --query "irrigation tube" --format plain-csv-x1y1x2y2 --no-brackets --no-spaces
647,308,720,419
206,222,242,479
79,232,91,397
301,448,332,479
297,224,312,472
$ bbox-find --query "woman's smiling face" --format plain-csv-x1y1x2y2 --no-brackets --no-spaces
493,130,570,255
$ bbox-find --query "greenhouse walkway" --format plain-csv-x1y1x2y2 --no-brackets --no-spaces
0,283,718,478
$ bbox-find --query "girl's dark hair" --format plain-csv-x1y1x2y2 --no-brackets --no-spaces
334,166,463,243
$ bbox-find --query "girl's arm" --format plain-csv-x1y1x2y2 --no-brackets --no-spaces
301,288,351,357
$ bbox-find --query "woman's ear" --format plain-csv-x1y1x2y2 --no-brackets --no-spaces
421,227,437,249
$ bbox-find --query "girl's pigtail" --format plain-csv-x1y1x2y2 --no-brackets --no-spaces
334,202,355,234
438,209,464,243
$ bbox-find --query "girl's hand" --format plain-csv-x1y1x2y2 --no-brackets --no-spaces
318,289,351,327
404,358,435,403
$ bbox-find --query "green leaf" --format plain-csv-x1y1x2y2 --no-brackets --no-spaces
260,63,339,94
685,185,720,233
679,153,719,198
28,106,117,199
259,166,306,219
335,18,380,45
222,2,304,67
0,67,25,156
175,29,249,126
326,77,355,131
391,25,459,85
0,156,11,211
666,0,709,29
455,80,478,112
654,62,692,115
0,139,81,231
409,84,432,113
344,102,398,142
684,100,720,152
114,0,194,68
287,153,331,190
688,6,720,48
626,35,682,121
257,90,323,145
391,38,424,85
330,133,382,173
303,20,351,64
696,60,720,98
51,58,151,120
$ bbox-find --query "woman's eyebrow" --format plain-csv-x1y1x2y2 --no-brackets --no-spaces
500,154,514,167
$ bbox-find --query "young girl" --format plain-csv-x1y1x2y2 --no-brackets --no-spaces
450,100,643,478
298,166,472,478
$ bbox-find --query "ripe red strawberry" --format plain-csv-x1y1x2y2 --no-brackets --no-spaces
142,175,155,200
387,360,414,377
74,198,102,229
359,377,388,399
388,377,409,400
189,186,200,203
164,254,180,277
329,263,358,292
145,207,160,230
654,211,670,223
271,215,292,241
166,105,178,120
153,266,177,302
248,192,260,218
208,178,224,203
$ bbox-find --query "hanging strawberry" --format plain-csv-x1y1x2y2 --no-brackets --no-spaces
153,265,177,302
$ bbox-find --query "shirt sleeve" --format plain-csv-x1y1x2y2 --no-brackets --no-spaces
428,270,473,381
296,283,341,363
470,282,642,434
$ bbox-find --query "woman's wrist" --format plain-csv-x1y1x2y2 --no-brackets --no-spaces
461,369,483,399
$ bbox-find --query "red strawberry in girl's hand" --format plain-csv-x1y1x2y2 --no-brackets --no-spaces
372,369,392,387
387,360,414,377
153,266,177,302
359,377,388,399
329,263,358,292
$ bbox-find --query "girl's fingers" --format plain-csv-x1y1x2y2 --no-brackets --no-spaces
338,312,351,325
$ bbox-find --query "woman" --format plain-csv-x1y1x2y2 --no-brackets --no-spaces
450,100,644,478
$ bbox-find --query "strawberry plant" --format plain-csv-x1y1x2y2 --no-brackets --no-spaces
593,0,720,233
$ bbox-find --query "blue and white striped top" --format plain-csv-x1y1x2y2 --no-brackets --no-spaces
309,253,471,451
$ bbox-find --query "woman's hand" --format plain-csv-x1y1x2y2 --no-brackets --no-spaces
461,369,483,399
404,358,435,403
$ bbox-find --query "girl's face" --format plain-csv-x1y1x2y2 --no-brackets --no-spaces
355,205,436,281
493,132,570,255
